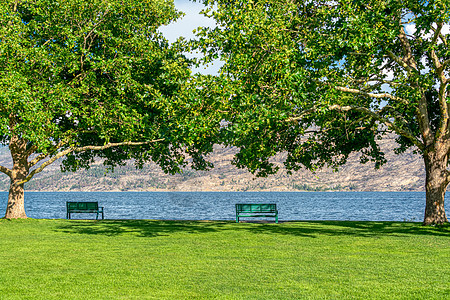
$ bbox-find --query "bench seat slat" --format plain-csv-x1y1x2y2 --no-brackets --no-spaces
235,204,278,223
237,214,277,217
66,202,104,220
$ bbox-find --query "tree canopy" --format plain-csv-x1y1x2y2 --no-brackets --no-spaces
0,0,220,218
195,0,450,224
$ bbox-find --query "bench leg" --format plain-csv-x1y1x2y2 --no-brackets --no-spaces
236,215,239,223
275,214,278,224
96,211,104,220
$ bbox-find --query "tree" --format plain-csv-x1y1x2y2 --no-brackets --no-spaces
0,0,219,218
196,0,450,224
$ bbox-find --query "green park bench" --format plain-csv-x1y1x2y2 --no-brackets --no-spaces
66,201,104,220
235,203,278,223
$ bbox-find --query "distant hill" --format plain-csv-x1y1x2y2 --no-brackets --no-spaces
0,137,425,192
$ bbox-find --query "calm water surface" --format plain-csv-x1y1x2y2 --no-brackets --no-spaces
0,191,439,222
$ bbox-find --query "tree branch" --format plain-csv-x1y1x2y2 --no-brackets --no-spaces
0,165,12,177
348,77,401,87
17,139,164,186
386,50,415,73
28,139,69,168
429,23,450,140
430,24,444,74
41,38,54,47
436,80,449,139
379,105,410,126
439,33,448,47
444,169,450,186
310,78,409,105
286,107,317,122
398,23,418,70
392,25,432,147
28,153,48,168
442,58,450,69
288,105,424,151
431,22,443,48
333,86,409,105
71,139,164,152
385,22,419,74
25,145,38,159
329,105,424,150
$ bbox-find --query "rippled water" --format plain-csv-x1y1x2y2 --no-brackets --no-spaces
0,191,439,222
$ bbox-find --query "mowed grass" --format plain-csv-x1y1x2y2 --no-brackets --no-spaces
0,219,448,299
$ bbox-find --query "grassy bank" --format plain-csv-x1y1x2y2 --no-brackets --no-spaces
0,219,448,299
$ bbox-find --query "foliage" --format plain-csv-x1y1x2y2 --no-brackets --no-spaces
195,0,449,174
0,219,448,299
0,0,219,181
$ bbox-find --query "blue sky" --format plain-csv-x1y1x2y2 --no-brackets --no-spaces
160,0,221,75
160,0,213,43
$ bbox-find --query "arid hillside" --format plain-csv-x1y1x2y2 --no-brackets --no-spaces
0,137,425,192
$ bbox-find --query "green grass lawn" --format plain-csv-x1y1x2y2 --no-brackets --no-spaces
0,219,448,299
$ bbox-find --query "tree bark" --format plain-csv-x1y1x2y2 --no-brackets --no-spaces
423,149,449,225
5,178,26,219
4,136,29,219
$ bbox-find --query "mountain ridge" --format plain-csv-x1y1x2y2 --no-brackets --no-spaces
0,137,425,192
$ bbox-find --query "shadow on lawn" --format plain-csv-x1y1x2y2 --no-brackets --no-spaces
251,220,450,238
55,219,450,238
56,220,232,237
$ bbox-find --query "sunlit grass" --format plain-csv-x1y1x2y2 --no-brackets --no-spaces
0,219,448,299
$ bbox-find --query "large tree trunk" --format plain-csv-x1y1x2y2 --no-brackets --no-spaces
5,179,26,219
423,150,448,225
4,136,29,219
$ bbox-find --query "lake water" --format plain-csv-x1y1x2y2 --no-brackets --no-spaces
0,191,442,222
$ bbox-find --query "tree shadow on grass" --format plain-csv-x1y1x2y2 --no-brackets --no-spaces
247,220,450,238
56,219,233,237
55,219,450,238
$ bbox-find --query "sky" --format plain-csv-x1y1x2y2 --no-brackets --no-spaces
160,0,222,75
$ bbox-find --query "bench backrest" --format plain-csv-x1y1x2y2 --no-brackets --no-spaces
67,201,99,211
236,203,277,213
